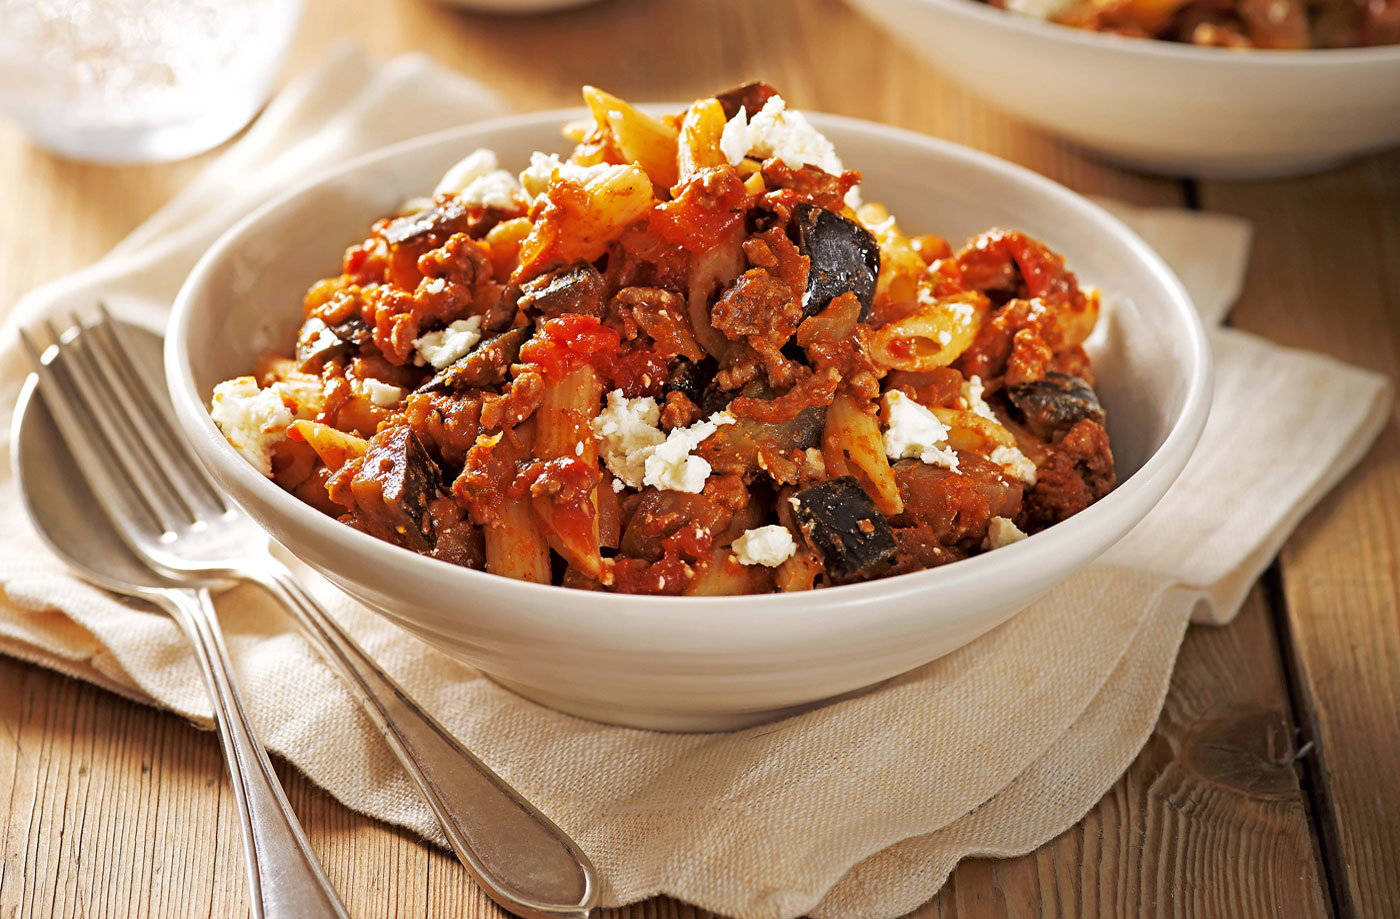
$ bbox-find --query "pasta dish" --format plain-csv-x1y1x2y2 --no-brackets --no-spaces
210,83,1117,594
985,0,1400,47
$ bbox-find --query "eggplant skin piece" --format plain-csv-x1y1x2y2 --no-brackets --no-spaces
1007,373,1105,439
517,261,606,319
363,427,441,551
792,203,880,321
295,314,373,371
414,326,530,395
715,81,780,119
381,199,468,246
664,357,717,406
791,476,897,583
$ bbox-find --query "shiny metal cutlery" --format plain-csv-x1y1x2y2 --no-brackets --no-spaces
20,308,597,919
12,369,348,919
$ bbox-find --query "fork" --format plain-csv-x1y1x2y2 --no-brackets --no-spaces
20,327,348,919
21,307,597,919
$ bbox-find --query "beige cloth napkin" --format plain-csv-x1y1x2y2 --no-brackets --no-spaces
0,48,1392,919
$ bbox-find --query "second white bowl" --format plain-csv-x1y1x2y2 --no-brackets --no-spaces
850,0,1400,179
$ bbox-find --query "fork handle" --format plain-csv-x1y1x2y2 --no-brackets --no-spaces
250,564,595,919
164,588,349,919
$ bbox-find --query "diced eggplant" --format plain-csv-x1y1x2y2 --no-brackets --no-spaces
699,404,827,478
792,203,880,321
517,261,606,319
295,318,349,371
415,326,530,394
790,476,896,583
381,199,468,246
360,427,441,550
715,81,780,119
327,312,373,346
663,357,716,406
1007,373,1105,439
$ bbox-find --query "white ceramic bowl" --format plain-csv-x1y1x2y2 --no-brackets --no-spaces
167,109,1211,731
849,0,1400,178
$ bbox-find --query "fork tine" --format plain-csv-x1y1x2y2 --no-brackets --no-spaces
19,326,167,539
87,306,228,515
52,313,196,533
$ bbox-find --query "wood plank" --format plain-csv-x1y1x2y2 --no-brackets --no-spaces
0,0,1344,916
1200,154,1400,918
919,590,1331,918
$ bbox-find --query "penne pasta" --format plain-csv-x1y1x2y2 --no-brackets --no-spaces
868,290,987,372
822,393,903,516
582,85,679,188
530,364,608,583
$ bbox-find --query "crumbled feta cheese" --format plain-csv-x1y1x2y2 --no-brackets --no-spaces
985,516,1029,550
1004,0,1077,20
355,377,405,408
590,390,734,494
732,525,798,568
413,316,483,369
642,411,735,494
961,375,999,422
882,390,959,470
718,95,844,176
591,391,665,489
209,377,293,477
991,444,1038,485
432,149,523,209
518,152,623,199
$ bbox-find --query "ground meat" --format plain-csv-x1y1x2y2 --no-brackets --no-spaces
760,161,860,214
1023,419,1116,528
710,227,808,386
728,366,839,424
614,286,704,361
889,523,965,575
891,454,1023,547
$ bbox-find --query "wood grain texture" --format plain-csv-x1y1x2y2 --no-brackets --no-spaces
921,591,1331,919
0,0,1386,915
1202,155,1400,918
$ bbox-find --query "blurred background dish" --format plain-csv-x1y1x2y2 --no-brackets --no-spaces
847,0,1400,177
983,0,1400,48
433,0,604,11
0,0,303,163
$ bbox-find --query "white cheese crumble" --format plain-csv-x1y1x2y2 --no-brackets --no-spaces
718,95,844,177
433,148,523,209
961,375,999,422
210,377,293,477
591,390,665,489
642,411,735,494
355,377,405,408
413,316,483,369
732,525,798,568
518,152,624,199
991,444,1038,485
882,390,959,471
985,516,1029,550
590,389,734,494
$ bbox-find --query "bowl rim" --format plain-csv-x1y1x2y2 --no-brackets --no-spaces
166,106,1213,618
903,0,1400,64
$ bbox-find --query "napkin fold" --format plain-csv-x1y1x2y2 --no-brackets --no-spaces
0,48,1391,919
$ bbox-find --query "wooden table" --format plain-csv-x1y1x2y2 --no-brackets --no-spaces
2,1,1395,916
